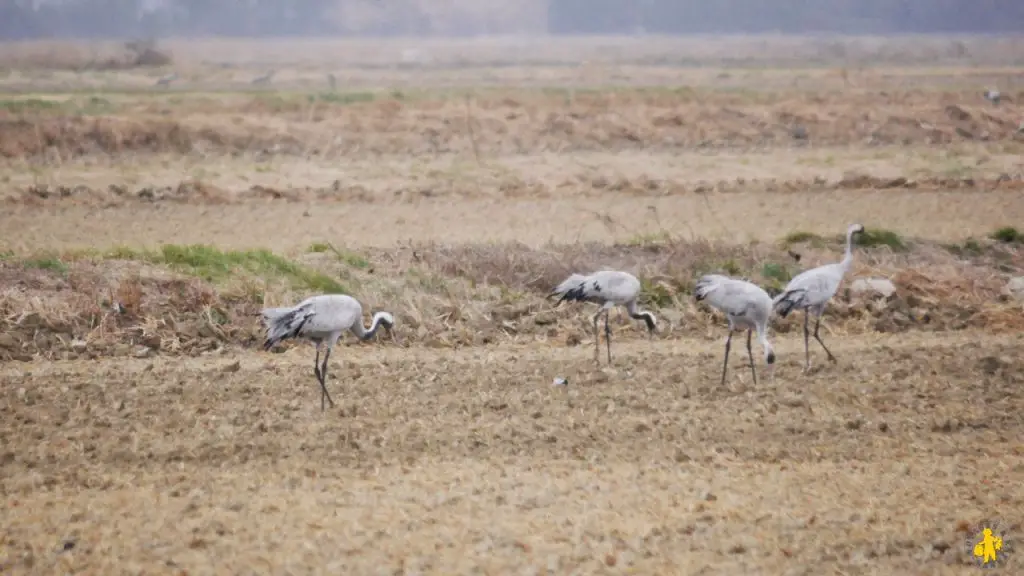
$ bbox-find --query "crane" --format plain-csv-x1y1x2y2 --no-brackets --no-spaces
695,274,776,387
260,294,396,411
772,223,865,371
548,270,656,365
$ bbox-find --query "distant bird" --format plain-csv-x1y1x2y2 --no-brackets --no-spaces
548,270,656,364
984,89,1001,106
252,70,276,86
695,274,776,387
260,294,395,411
772,223,866,371
154,72,178,87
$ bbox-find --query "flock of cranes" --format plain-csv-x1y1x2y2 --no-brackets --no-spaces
261,223,867,411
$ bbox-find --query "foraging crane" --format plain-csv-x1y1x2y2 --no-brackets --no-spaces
772,223,866,371
548,270,656,365
260,294,396,411
984,88,1001,106
695,274,776,387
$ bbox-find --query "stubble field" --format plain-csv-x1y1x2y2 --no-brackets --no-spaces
1,35,1024,574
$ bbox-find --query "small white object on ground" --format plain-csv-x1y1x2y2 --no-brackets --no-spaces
552,377,568,387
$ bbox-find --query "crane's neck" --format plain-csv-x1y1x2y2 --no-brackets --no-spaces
625,301,657,333
755,322,775,364
351,312,393,341
839,228,857,272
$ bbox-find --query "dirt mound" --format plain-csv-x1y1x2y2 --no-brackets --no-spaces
7,172,1024,208
1,237,1020,361
0,261,263,362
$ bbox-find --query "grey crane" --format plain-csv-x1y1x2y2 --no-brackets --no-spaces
984,88,1001,106
772,223,865,371
548,270,656,364
260,294,396,411
695,274,776,387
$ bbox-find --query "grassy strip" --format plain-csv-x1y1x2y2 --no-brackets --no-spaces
1,244,348,294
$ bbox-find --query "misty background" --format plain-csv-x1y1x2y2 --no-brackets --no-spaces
2,0,1023,40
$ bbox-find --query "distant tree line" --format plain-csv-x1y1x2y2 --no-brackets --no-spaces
548,0,1024,34
1,0,1022,40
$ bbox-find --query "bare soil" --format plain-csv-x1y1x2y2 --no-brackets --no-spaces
2,332,1022,574
1,36,1023,574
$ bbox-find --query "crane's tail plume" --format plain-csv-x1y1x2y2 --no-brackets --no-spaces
694,274,729,302
772,288,808,319
260,304,316,350
548,273,587,305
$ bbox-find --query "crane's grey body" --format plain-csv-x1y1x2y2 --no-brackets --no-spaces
261,294,395,411
695,274,776,387
772,223,865,371
548,270,656,364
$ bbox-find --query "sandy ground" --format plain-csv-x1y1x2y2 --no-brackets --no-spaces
3,187,1023,253
2,331,1023,574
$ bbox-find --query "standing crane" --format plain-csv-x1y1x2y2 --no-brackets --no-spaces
260,294,396,411
695,274,776,387
548,270,656,365
772,223,866,372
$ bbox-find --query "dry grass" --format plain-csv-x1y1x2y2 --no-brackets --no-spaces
2,36,1024,574
0,235,1020,363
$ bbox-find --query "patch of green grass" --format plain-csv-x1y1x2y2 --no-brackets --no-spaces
35,244,347,293
306,241,371,269
639,277,675,308
857,228,908,252
943,237,985,258
759,261,794,293
780,231,826,248
23,256,69,275
0,98,61,113
154,245,346,292
990,226,1022,244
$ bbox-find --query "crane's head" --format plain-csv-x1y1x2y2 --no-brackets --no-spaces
849,223,866,238
639,311,657,336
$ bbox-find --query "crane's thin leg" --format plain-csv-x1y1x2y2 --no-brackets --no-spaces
604,308,612,365
592,310,603,365
318,346,337,411
720,330,732,387
803,310,811,372
813,315,837,363
746,329,757,386
313,341,322,382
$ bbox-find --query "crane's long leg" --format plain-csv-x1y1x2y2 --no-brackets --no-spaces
592,310,603,364
604,308,612,365
313,341,322,382
720,330,732,387
813,315,838,363
746,329,757,386
803,310,811,372
318,345,337,411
